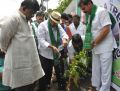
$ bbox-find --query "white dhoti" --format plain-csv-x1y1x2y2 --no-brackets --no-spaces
92,52,112,91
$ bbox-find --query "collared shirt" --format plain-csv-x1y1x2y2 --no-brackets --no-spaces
37,20,68,60
91,6,116,54
18,10,28,22
69,22,86,36
0,10,44,88
67,40,75,60
67,37,84,60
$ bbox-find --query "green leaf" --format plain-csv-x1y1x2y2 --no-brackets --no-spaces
64,50,90,87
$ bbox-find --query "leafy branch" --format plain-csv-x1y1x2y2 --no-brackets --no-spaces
64,50,90,87
56,0,72,13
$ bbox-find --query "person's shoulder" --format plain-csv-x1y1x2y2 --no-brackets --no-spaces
67,40,75,53
79,21,85,26
68,22,74,29
9,10,19,18
0,10,19,24
41,20,48,25
96,6,109,17
57,23,65,30
68,40,72,48
38,20,48,30
69,22,74,26
37,20,47,28
97,6,108,13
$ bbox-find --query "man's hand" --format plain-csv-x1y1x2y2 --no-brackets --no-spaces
48,45,59,53
0,49,6,54
52,46,59,53
91,40,97,49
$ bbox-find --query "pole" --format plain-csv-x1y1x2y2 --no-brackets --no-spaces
47,0,48,11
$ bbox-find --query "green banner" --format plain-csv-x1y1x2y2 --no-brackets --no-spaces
112,61,120,86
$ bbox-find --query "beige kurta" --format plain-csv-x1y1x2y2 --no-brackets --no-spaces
0,11,44,89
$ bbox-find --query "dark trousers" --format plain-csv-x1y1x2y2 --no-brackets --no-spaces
37,77,46,91
11,82,36,91
39,55,54,86
39,55,66,90
11,79,46,91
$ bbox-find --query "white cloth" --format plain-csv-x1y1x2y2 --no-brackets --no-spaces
67,37,84,60
67,40,75,60
91,6,116,91
92,52,112,91
69,22,86,36
92,7,116,54
0,11,44,88
37,20,68,60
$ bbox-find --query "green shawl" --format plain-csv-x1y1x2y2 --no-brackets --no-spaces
48,20,61,65
83,4,97,50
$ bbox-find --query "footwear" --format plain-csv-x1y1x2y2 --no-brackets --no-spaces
87,86,96,91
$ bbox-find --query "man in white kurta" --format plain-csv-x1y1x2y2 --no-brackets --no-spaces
91,7,114,91
79,0,116,91
0,0,44,90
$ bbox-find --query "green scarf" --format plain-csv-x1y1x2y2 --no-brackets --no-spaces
31,21,39,47
48,20,61,65
83,4,97,50
32,21,38,38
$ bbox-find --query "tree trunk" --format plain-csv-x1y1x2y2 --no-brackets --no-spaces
66,77,81,91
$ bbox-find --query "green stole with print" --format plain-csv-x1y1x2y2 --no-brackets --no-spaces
48,20,61,65
83,4,97,50
32,21,38,38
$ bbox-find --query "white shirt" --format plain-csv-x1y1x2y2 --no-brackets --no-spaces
69,22,86,36
67,40,75,60
67,36,84,60
37,20,68,59
91,7,116,54
0,11,44,88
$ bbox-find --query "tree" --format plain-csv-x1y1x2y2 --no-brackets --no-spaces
56,0,72,13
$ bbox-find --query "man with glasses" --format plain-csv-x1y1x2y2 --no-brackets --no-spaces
0,0,45,91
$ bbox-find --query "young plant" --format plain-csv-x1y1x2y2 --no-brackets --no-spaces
64,50,90,88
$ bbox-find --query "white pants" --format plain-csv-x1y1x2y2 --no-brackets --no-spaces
92,52,112,91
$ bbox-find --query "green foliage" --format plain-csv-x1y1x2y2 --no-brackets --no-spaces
56,0,72,13
64,50,90,87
